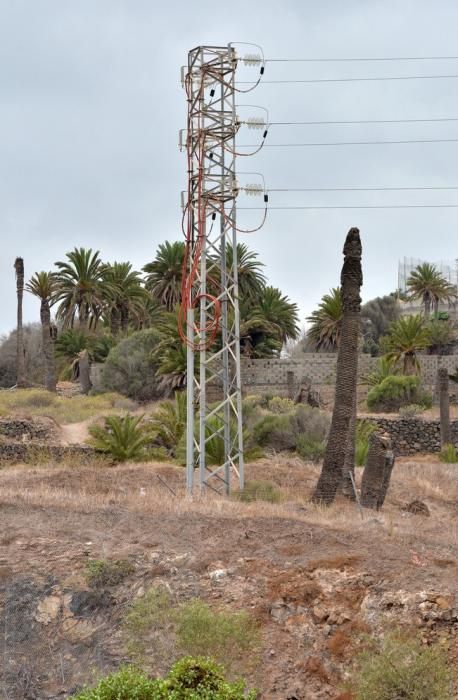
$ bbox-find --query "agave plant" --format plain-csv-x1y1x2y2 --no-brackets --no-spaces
89,414,152,462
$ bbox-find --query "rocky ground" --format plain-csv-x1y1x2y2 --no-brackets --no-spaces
0,455,457,699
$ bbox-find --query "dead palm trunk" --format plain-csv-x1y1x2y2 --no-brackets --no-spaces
14,257,27,387
40,297,57,392
437,367,451,446
360,432,395,510
313,228,363,505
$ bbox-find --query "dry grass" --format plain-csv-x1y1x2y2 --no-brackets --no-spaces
0,455,456,545
0,389,131,424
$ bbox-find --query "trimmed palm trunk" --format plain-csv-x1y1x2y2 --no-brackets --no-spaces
110,307,121,336
424,293,431,317
437,367,451,446
360,432,395,510
313,228,362,505
341,391,357,499
14,257,27,387
40,297,57,392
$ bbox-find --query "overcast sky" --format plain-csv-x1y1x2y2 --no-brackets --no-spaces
1,0,457,335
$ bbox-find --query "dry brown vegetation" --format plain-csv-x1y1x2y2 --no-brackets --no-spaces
0,452,457,698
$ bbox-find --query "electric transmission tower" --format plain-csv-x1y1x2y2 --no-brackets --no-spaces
180,45,244,494
180,44,266,494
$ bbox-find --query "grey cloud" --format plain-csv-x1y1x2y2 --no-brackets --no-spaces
0,0,457,333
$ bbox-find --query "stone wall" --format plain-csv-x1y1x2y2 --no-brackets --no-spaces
365,417,458,456
241,354,458,399
0,443,97,465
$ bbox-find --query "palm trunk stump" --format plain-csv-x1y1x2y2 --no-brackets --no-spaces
360,432,395,510
313,228,362,505
437,367,451,446
14,257,27,387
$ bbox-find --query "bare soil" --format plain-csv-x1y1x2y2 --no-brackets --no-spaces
0,454,457,699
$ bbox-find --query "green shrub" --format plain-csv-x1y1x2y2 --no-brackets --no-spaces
123,587,172,665
367,375,431,412
267,396,295,414
175,599,261,677
252,413,295,451
252,404,329,454
85,559,134,588
355,420,377,466
439,443,458,464
71,658,257,699
158,657,257,699
296,434,325,463
102,329,163,401
350,632,452,700
233,479,281,503
123,589,260,679
89,414,153,462
72,665,157,699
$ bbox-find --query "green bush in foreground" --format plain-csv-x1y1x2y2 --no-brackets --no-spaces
439,443,458,464
350,632,452,700
72,658,257,699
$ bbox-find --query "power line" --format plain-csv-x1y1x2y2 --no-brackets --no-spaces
238,204,458,210
265,186,458,192
264,56,458,63
267,117,458,126
237,73,458,84
237,138,458,147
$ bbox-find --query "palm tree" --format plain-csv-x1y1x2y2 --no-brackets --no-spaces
406,262,455,317
102,262,149,335
152,310,188,394
313,228,363,505
26,272,58,391
240,286,300,357
306,288,343,352
54,247,107,329
143,241,185,311
385,315,430,374
219,243,266,302
14,257,27,387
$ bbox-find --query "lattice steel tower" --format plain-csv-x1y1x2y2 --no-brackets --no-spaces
180,45,244,494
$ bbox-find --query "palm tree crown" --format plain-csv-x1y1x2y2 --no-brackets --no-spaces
102,261,148,334
385,314,430,374
406,262,455,316
143,241,185,311
306,287,343,352
26,271,58,301
54,247,107,328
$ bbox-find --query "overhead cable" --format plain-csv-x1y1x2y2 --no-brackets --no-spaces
237,73,458,84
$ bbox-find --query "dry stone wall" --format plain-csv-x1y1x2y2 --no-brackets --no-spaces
365,417,458,455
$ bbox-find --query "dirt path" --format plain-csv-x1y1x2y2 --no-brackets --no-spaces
60,419,91,445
